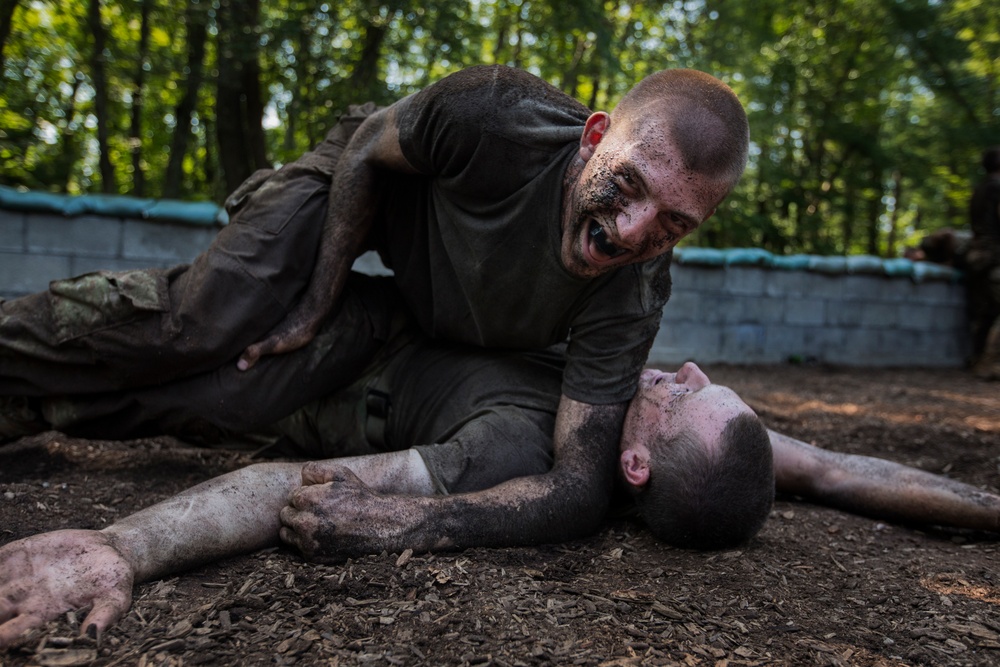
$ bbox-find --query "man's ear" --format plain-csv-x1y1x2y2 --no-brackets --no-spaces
620,447,650,489
579,112,610,161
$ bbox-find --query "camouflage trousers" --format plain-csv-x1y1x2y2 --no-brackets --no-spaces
0,105,404,436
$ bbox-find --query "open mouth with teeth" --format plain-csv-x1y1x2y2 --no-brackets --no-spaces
589,220,628,259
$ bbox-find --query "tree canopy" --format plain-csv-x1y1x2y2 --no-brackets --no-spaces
1,0,997,255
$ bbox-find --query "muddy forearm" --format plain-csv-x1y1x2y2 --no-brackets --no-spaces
818,454,1000,532
771,430,1000,532
313,399,625,558
102,463,304,582
312,106,412,304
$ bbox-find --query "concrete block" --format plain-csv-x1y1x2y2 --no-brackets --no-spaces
830,328,883,365
720,323,767,362
804,327,848,361
765,270,810,298
776,272,846,300
825,300,863,327
763,325,807,363
649,320,723,365
0,252,73,295
740,295,786,324
26,214,123,257
670,265,727,293
928,305,967,333
910,281,957,306
809,273,850,299
661,290,700,321
841,274,888,301
922,330,969,366
690,293,748,325
784,297,826,326
122,220,217,262
723,266,767,295
860,302,900,328
896,303,966,334
0,211,26,251
876,329,924,366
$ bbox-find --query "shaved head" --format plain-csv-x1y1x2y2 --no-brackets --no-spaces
612,70,750,194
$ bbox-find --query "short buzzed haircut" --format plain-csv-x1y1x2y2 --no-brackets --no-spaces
613,70,750,193
635,412,774,550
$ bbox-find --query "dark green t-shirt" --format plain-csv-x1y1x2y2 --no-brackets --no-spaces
373,65,671,405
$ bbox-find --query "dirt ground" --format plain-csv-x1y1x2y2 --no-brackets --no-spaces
1,364,998,667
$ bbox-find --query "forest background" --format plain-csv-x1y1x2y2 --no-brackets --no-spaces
0,0,997,256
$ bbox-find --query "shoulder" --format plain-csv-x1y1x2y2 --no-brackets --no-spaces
401,66,590,130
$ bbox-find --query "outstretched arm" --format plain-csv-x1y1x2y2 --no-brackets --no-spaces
769,430,1000,532
238,101,418,370
280,396,625,560
0,449,433,648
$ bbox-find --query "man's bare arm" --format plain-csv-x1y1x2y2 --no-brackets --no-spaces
238,102,418,370
280,396,625,560
769,429,1000,532
0,449,433,648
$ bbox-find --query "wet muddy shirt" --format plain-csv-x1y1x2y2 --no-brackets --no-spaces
373,65,671,405
392,342,563,494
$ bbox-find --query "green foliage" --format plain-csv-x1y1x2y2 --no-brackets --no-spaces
1,0,997,255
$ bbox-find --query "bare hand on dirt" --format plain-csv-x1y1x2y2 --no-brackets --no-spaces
0,529,135,648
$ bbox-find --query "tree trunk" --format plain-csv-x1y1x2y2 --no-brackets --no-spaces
886,169,902,258
0,0,21,73
163,0,209,199
866,166,883,256
242,43,269,171
128,0,151,197
57,76,82,192
215,0,268,195
841,176,856,254
88,0,117,193
350,20,387,101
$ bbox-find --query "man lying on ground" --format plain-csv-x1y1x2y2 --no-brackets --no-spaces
1,338,997,648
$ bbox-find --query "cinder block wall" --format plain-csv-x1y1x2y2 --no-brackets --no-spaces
0,192,967,368
0,210,220,297
650,260,967,367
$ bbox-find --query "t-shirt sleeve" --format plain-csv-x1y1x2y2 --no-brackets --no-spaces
396,76,484,179
396,66,588,194
562,255,672,405
412,405,555,495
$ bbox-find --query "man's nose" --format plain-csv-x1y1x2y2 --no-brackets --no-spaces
677,361,711,390
616,201,658,243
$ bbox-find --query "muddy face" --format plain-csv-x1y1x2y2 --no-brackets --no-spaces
560,121,727,279
620,363,755,467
